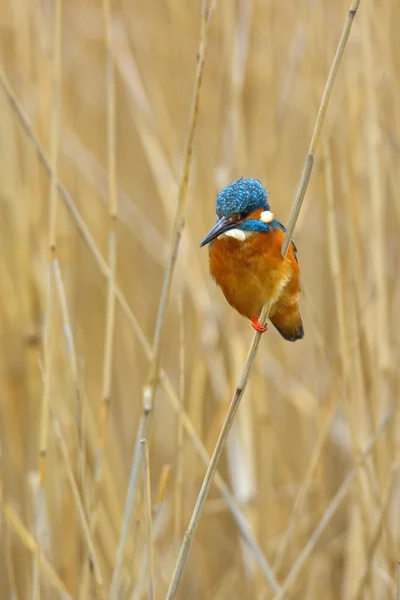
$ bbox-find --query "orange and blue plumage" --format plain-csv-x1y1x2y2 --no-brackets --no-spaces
200,177,304,341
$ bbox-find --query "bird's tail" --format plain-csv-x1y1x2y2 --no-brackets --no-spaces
270,305,304,342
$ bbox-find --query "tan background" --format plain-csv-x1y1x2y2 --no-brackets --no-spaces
0,0,399,599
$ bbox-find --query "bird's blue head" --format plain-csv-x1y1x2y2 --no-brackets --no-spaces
200,177,272,247
216,177,269,219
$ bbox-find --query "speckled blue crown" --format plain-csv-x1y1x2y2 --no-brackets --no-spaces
216,177,269,218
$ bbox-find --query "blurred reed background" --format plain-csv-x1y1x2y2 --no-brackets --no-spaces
0,0,399,599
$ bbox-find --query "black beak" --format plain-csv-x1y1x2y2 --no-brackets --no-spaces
199,216,240,247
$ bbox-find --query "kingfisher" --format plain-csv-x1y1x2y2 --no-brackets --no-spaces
200,177,304,341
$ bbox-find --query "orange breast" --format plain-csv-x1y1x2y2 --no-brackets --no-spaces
209,225,300,321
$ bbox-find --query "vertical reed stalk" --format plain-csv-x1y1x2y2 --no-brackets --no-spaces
80,1,118,594
174,294,185,542
33,1,62,598
141,438,156,600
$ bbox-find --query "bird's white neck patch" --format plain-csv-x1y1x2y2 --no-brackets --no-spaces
260,211,274,223
219,229,254,242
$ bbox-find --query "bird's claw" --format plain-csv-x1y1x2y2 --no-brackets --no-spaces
251,316,268,333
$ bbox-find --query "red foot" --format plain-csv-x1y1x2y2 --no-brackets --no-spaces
251,316,268,333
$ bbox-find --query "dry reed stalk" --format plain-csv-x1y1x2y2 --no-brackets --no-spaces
4,519,18,600
1,443,19,600
342,154,378,433
33,265,53,600
226,334,258,577
52,259,78,384
93,0,118,486
342,143,395,568
362,2,390,377
53,256,94,587
361,3,392,517
52,258,88,500
48,0,62,254
33,1,63,597
79,0,119,594
166,2,362,598
141,438,156,600
154,464,172,514
272,405,394,600
217,0,253,186
174,294,185,542
0,69,276,588
141,0,214,427
129,465,171,600
281,0,361,256
109,3,214,596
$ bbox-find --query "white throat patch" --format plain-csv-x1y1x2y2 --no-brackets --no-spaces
218,212,274,242
219,229,254,242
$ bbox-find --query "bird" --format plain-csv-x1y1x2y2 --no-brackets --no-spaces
200,177,304,341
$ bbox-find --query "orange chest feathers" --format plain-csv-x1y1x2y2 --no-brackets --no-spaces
209,226,300,320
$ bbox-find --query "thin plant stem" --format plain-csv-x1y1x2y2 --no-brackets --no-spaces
48,0,63,253
324,142,373,552
33,2,62,597
4,519,18,600
166,2,362,597
94,0,118,496
143,0,214,426
52,259,78,382
154,464,172,515
174,294,185,542
80,2,118,595
53,257,91,550
141,438,156,600
109,4,214,596
129,466,170,600
281,0,361,257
